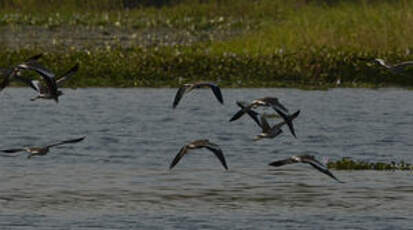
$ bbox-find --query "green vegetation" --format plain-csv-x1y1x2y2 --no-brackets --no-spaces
327,158,413,170
0,0,412,88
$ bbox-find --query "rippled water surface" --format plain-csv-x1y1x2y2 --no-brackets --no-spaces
0,88,412,229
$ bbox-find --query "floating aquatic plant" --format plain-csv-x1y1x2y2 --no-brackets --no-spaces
327,158,413,170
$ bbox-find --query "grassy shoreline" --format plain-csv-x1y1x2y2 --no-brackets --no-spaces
1,0,412,88
1,47,412,88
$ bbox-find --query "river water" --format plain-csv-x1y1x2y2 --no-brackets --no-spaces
0,88,412,229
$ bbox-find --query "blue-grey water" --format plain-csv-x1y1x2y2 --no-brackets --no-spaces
0,88,412,229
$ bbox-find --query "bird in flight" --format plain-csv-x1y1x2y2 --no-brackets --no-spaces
169,139,228,170
172,82,223,108
229,97,288,123
0,136,86,159
21,63,80,102
373,58,413,74
269,154,343,183
16,60,59,103
254,110,300,141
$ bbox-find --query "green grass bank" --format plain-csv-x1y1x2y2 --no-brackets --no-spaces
0,0,412,88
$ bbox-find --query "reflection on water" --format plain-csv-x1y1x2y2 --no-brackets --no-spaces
0,88,412,229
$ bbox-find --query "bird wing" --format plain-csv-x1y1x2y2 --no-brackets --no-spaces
0,75,10,91
260,115,271,132
230,101,261,126
303,158,342,183
204,83,224,105
46,136,86,148
56,63,79,87
29,80,43,92
169,145,190,169
0,148,25,153
205,145,228,170
393,61,413,73
374,58,390,69
16,62,58,102
274,108,299,138
272,101,289,114
172,86,188,108
229,102,247,122
23,54,43,63
272,110,299,129
17,61,55,79
268,158,296,167
13,75,42,92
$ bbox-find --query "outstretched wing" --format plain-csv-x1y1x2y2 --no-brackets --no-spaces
172,86,188,109
16,62,59,102
268,158,296,167
24,53,43,63
205,145,228,170
303,158,343,183
169,145,190,169
0,148,25,153
46,136,86,148
260,115,271,132
56,63,79,87
272,101,289,114
230,101,261,127
204,83,224,105
393,61,413,73
274,108,300,138
13,76,41,92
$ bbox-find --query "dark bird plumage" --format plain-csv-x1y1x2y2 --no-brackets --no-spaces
229,101,261,127
269,154,343,183
25,63,80,101
16,61,59,102
169,139,228,170
373,58,413,74
273,108,300,138
0,136,86,159
229,97,288,123
172,82,223,108
0,54,43,92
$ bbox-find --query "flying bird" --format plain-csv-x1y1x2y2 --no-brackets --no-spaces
0,136,86,159
373,58,413,74
172,82,223,108
254,110,299,141
229,97,288,122
169,139,228,170
269,154,343,183
22,63,79,101
254,115,283,141
0,54,43,92
16,61,59,102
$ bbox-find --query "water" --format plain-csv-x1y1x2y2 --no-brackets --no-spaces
0,88,412,229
